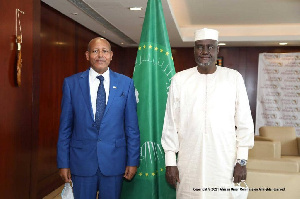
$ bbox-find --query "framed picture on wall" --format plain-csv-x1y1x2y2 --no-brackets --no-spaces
216,57,223,66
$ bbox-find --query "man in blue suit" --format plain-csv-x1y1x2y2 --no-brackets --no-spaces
57,37,140,199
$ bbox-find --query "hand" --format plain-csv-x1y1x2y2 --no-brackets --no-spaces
165,166,180,189
233,163,247,183
59,168,72,183
124,166,137,180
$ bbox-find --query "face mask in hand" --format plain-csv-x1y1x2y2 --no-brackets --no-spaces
61,182,74,199
231,181,249,199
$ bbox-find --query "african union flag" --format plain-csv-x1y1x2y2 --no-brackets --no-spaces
120,0,176,198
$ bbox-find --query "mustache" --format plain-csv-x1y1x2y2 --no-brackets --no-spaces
196,56,212,61
199,55,212,58
96,58,106,61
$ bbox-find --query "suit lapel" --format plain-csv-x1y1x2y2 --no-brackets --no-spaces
79,69,94,121
104,70,119,116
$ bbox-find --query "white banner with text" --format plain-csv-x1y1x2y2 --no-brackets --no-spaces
256,53,300,136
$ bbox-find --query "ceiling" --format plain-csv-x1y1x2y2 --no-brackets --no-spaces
42,0,300,47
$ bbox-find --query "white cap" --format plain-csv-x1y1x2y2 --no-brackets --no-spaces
195,28,219,41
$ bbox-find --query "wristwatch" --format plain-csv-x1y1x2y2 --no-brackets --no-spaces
237,159,247,166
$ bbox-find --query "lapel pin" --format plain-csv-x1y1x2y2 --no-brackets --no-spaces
113,86,117,89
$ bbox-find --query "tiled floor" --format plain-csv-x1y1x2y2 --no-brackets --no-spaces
43,184,64,199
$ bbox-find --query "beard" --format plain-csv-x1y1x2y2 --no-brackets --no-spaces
198,61,212,66
196,57,213,67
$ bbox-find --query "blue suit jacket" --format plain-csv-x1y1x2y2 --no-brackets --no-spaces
57,69,140,176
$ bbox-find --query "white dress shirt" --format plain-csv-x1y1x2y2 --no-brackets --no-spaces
89,67,110,120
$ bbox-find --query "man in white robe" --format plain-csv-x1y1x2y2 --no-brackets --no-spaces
161,28,254,198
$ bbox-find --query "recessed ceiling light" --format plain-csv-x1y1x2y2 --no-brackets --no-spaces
129,7,142,11
279,42,288,45
218,43,226,46
72,12,78,15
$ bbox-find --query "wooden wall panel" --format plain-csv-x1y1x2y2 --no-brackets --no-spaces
38,4,77,198
122,48,138,77
30,1,41,197
110,43,125,74
0,0,34,198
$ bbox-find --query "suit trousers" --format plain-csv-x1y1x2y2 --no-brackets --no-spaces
72,168,123,199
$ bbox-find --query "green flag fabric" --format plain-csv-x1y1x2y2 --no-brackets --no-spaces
120,0,176,198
